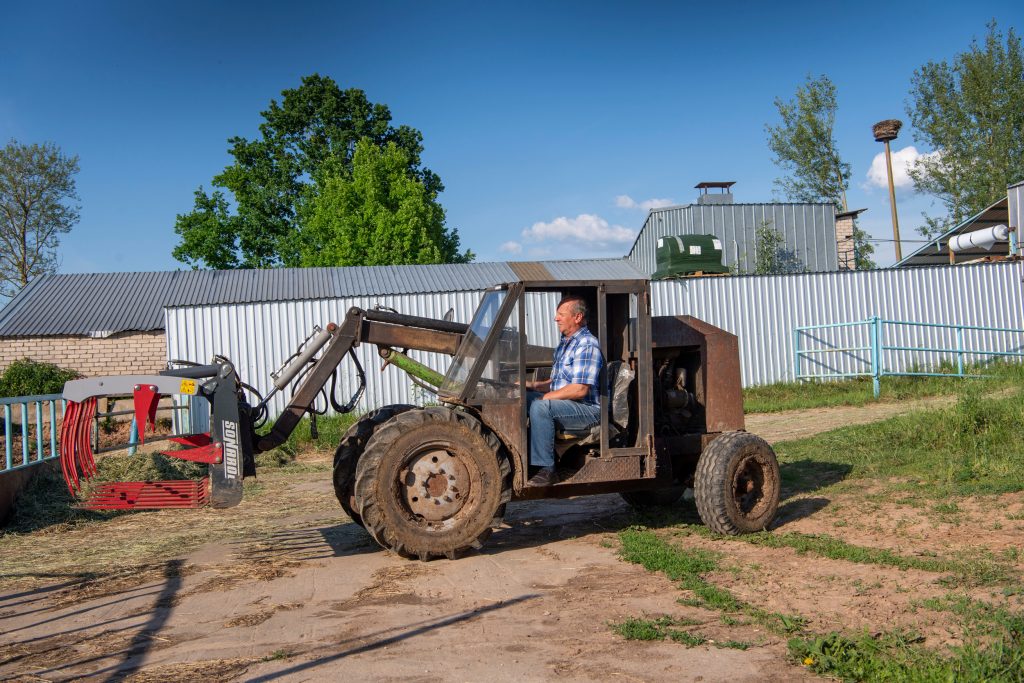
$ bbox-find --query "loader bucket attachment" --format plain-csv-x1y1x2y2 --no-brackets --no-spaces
59,361,253,510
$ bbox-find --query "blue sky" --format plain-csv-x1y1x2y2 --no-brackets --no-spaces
2,1,1019,273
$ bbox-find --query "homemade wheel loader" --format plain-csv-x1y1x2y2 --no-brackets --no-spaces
60,266,780,559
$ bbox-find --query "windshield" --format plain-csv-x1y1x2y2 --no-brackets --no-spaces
440,290,509,398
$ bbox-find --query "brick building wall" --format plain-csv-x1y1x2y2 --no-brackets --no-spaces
0,330,167,377
835,213,856,270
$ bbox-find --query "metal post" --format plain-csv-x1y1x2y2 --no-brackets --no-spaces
128,418,138,456
793,328,801,381
49,400,57,458
4,405,11,471
20,402,29,466
956,327,964,377
35,402,43,462
871,317,882,398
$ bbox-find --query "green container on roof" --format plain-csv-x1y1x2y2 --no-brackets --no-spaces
653,234,728,279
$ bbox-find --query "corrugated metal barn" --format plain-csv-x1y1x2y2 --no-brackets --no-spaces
628,201,838,275
165,261,1023,416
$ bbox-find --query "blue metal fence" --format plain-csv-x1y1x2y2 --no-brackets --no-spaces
1,394,65,474
794,317,1024,397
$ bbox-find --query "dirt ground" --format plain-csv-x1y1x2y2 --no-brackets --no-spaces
1,397,1021,682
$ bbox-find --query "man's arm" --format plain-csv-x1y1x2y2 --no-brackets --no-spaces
542,382,590,401
524,378,552,392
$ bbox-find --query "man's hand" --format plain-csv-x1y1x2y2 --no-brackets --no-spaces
542,383,590,401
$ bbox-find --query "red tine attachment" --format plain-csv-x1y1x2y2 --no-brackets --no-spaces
132,385,160,444
59,397,99,496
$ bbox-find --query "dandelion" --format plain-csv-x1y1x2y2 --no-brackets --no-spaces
803,656,815,666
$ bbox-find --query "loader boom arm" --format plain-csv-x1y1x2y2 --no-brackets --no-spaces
255,306,466,453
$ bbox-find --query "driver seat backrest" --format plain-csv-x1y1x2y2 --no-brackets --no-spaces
555,359,634,445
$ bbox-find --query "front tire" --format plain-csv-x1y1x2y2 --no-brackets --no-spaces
353,407,512,560
694,431,780,534
333,404,415,527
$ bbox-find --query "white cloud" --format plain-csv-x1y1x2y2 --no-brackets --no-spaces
499,240,522,254
522,214,636,245
865,146,939,191
615,194,675,211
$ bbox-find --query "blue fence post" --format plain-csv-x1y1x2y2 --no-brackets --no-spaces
4,404,11,471
871,316,882,398
35,402,43,462
49,400,58,457
20,402,29,466
793,328,800,381
956,326,964,377
128,418,138,456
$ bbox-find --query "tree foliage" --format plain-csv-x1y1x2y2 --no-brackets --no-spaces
906,22,1024,239
766,74,851,211
173,74,467,269
299,140,471,266
0,140,80,298
753,221,804,275
852,226,876,271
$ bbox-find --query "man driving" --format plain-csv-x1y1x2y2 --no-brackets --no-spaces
524,294,604,486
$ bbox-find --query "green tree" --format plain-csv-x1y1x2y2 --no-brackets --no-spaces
851,226,876,270
299,139,471,266
766,74,851,211
0,140,80,298
173,74,464,268
906,22,1024,239
753,220,804,275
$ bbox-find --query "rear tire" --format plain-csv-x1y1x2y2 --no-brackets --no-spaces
354,407,512,560
694,431,779,534
333,405,415,527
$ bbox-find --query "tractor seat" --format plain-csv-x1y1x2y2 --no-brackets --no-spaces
555,360,634,446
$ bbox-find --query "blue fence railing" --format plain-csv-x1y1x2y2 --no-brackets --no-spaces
794,317,1024,397
1,394,65,475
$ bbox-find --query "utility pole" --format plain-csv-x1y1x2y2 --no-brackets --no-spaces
872,119,903,262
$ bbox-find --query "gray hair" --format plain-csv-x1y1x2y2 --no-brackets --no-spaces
558,295,588,321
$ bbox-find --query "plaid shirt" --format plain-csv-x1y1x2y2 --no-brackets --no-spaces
551,326,603,405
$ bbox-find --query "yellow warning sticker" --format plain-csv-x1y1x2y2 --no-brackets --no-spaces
179,379,197,395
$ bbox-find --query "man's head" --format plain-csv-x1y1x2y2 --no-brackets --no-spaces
555,295,587,337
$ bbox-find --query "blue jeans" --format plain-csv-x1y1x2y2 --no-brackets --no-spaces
527,391,601,467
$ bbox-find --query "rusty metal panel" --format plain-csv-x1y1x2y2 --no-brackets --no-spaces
508,261,553,282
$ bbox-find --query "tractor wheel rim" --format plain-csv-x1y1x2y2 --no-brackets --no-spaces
400,448,471,522
732,453,766,515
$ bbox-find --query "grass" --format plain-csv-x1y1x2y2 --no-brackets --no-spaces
774,377,1024,498
617,527,806,636
679,527,1016,588
742,361,1023,414
617,527,1024,681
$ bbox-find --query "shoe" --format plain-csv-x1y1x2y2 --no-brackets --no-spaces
527,466,558,487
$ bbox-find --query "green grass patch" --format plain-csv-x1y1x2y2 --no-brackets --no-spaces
789,626,1024,682
685,528,1016,588
774,379,1024,498
744,361,1023,414
618,527,806,636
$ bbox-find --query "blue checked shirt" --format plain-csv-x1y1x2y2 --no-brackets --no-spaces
551,326,603,405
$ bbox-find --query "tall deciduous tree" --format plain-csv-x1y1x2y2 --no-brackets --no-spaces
766,75,875,269
906,22,1024,239
173,74,466,269
0,140,80,298
299,140,471,266
766,74,851,211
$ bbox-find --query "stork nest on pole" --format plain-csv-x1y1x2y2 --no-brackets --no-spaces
872,119,902,142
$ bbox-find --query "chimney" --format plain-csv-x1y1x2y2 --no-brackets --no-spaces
835,208,867,270
696,181,735,205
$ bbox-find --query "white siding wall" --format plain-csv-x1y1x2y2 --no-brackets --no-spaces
165,262,1024,416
